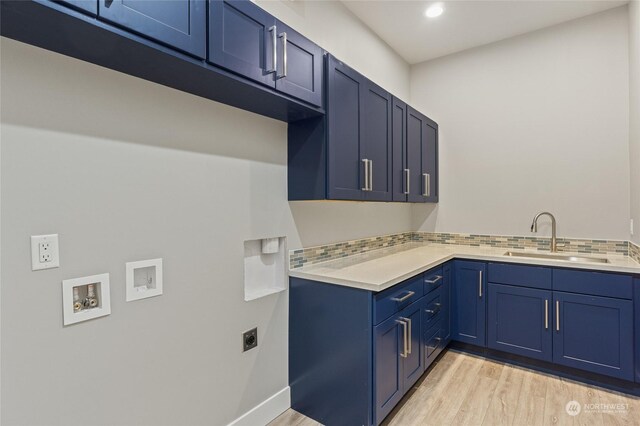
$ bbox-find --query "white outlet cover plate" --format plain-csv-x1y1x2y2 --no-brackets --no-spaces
126,258,163,302
62,273,111,326
31,234,60,270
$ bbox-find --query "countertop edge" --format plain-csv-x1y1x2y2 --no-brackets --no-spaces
288,250,640,292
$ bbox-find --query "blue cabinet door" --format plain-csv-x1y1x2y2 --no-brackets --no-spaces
442,263,452,344
208,0,276,86
406,106,424,203
99,0,206,58
374,314,404,425
391,97,408,202
453,261,486,346
406,107,438,203
553,292,634,381
274,22,323,107
362,80,392,202
423,119,438,203
58,0,97,15
488,284,552,362
400,300,424,391
326,55,364,200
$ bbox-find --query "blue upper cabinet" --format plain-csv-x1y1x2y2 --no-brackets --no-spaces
326,55,365,200
423,118,438,202
98,0,206,58
391,97,408,202
487,283,553,362
326,56,392,201
407,106,438,203
58,0,97,15
208,0,276,87
208,2,323,106
273,22,323,107
452,261,486,346
553,292,634,381
362,80,393,201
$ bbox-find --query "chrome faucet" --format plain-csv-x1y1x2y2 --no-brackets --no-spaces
531,212,558,252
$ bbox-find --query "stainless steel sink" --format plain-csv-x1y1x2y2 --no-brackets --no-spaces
503,251,610,264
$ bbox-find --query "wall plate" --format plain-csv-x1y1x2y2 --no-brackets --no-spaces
126,258,163,301
62,273,111,326
31,234,60,270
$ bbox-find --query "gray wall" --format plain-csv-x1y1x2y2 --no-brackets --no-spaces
410,7,631,240
0,32,412,426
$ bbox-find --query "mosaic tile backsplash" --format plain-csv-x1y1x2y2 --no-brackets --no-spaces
290,232,637,270
630,241,640,263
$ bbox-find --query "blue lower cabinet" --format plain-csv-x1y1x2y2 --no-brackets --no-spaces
487,284,553,362
374,313,404,424
401,300,424,390
453,261,487,346
553,291,634,381
374,298,424,425
98,0,206,58
442,263,452,344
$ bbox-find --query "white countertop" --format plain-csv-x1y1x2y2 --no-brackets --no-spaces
288,243,640,292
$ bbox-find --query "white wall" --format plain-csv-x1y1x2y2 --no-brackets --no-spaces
410,7,631,241
630,1,640,244
256,0,411,100
0,4,413,421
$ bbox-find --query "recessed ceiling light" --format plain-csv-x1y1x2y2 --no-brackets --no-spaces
425,3,444,18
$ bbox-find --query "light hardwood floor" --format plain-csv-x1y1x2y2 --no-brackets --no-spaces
269,350,640,426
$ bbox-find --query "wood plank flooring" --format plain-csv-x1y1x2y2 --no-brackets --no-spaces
269,350,640,426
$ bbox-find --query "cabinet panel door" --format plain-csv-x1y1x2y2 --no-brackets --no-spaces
391,97,408,202
406,107,424,203
488,284,552,362
423,120,438,202
400,300,424,391
274,22,323,107
553,292,634,381
326,56,364,200
208,0,275,86
453,261,486,346
362,81,392,202
59,0,97,15
374,314,404,425
442,263,452,344
99,0,206,58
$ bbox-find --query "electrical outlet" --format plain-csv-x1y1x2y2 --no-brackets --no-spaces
31,234,60,270
243,328,258,352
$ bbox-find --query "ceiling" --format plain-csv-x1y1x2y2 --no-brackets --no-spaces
341,0,628,64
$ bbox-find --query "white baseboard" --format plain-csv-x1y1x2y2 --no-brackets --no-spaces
228,386,291,426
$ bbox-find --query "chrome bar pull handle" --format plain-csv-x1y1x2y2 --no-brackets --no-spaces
266,25,277,73
404,169,410,194
405,317,412,354
391,291,415,303
361,159,369,191
556,300,560,331
478,270,483,298
545,299,549,330
423,173,431,197
396,319,408,358
425,275,442,284
277,32,287,79
368,160,373,191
